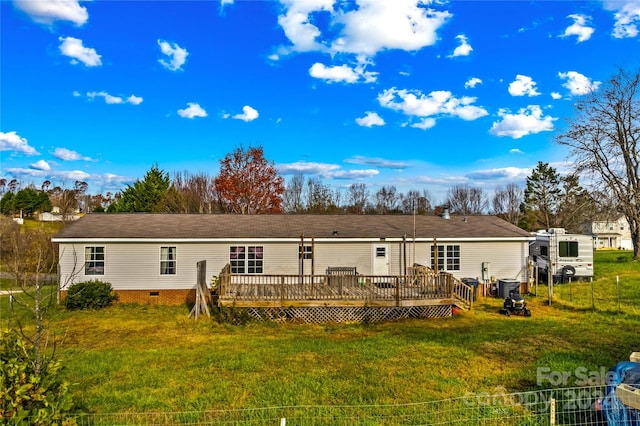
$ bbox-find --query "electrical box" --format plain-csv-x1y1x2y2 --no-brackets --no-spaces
482,262,490,281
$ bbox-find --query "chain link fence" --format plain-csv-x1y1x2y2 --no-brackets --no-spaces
7,385,638,425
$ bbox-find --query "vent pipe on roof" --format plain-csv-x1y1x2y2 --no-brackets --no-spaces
442,206,450,220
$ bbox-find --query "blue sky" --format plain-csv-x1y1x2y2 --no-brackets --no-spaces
2,0,640,202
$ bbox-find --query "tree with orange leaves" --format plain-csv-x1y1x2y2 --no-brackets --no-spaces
214,146,284,214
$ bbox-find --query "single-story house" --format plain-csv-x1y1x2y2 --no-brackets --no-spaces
52,213,533,305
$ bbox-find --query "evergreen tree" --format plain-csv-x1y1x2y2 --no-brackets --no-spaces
522,161,561,231
114,164,171,212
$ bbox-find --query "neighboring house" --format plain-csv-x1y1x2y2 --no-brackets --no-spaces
52,213,533,305
39,207,81,222
586,215,633,250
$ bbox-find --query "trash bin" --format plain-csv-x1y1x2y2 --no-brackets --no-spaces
461,278,479,301
498,279,520,298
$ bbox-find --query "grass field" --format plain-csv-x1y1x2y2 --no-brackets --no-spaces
1,250,638,418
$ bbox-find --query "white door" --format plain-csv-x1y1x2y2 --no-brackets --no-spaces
373,244,390,276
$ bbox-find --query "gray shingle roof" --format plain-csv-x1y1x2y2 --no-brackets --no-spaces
53,214,531,240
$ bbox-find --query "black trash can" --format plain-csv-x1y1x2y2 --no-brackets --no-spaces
498,279,520,298
461,278,479,301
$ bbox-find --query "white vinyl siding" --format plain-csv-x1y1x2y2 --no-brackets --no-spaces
58,239,530,291
84,246,105,275
160,247,176,275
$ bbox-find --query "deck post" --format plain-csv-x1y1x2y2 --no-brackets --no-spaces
395,276,400,306
281,276,285,306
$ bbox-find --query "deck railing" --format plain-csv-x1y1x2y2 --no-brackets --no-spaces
217,264,472,309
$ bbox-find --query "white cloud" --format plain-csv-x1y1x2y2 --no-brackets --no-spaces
87,91,143,105
14,0,88,26
344,156,410,169
72,91,81,97
0,131,39,155
551,92,562,100
465,166,531,181
126,95,144,105
509,148,524,154
508,75,540,97
233,105,259,122
309,62,378,84
329,169,379,179
30,160,51,171
561,14,595,42
411,118,437,130
276,161,378,179
53,147,92,161
490,105,556,139
603,0,640,38
449,34,473,57
277,0,451,57
309,62,359,83
464,77,482,89
378,87,488,128
355,111,385,127
178,102,207,119
277,0,333,54
277,161,341,175
58,36,101,67
158,39,189,71
558,71,601,95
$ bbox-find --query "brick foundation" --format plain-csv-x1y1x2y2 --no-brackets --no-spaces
60,289,197,306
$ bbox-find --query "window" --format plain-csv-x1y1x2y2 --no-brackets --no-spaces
430,245,460,271
85,246,105,275
559,241,579,257
247,246,263,274
540,246,548,256
299,245,313,260
230,246,246,273
160,247,176,275
230,246,263,274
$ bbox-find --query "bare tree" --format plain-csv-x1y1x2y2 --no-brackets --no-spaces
374,185,400,214
305,177,340,213
161,170,218,213
492,183,523,225
557,68,640,258
0,218,58,375
400,189,432,215
446,184,487,214
282,173,305,213
346,182,369,214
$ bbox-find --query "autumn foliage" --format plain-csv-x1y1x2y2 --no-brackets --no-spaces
214,146,284,214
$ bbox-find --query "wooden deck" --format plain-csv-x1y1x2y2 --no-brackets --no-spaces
217,265,473,310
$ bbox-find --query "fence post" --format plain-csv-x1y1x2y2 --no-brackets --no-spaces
617,275,621,313
569,276,572,303
591,277,595,311
550,397,556,425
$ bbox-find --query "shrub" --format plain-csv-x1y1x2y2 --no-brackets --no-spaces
0,330,77,425
64,280,118,310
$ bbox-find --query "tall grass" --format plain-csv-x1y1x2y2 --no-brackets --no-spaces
551,250,639,314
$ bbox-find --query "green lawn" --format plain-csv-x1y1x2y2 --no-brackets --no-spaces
1,250,638,418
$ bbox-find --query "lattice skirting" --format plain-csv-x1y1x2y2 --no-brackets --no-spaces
243,305,452,323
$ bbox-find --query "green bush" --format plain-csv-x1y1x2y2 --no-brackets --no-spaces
0,330,77,425
64,280,118,310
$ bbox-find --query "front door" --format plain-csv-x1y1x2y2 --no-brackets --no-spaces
373,244,390,276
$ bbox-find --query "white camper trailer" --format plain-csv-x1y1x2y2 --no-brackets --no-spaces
529,228,594,283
